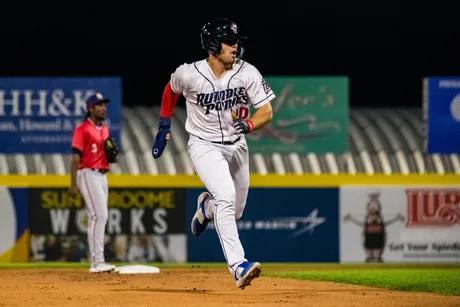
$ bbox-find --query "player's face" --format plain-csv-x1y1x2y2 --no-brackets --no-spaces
218,41,239,65
92,103,107,121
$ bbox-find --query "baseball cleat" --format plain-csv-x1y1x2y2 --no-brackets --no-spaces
89,263,116,273
234,261,262,289
191,192,211,236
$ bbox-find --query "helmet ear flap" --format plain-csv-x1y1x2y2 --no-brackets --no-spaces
237,46,245,59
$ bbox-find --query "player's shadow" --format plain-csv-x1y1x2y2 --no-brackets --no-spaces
111,288,215,295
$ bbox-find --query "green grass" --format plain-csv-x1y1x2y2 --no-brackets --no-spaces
268,269,460,296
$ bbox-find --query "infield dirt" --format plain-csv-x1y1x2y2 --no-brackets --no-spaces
0,267,459,307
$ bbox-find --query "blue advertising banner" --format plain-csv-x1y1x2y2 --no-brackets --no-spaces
186,188,339,263
0,187,29,262
424,77,460,154
0,77,122,153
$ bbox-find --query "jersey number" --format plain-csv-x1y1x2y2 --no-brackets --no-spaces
235,106,249,120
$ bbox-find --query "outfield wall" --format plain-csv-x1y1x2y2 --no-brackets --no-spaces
0,175,459,264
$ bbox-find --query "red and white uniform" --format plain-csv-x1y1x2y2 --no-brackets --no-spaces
72,119,110,171
71,118,110,266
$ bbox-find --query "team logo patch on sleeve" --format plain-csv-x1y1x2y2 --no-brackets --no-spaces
261,78,271,94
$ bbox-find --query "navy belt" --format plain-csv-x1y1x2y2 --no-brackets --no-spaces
199,136,241,145
91,168,108,174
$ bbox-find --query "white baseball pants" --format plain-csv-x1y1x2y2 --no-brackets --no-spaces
187,134,250,273
77,168,109,265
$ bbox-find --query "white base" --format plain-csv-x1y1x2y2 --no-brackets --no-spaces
114,265,160,274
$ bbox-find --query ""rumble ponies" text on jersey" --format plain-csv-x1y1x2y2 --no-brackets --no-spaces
169,59,275,142
197,87,248,115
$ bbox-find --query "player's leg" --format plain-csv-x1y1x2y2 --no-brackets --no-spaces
188,138,247,269
77,169,97,264
100,175,116,269
188,137,260,288
228,138,261,288
229,138,250,221
77,169,112,272
195,138,249,221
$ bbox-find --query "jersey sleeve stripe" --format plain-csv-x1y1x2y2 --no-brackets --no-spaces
253,92,275,107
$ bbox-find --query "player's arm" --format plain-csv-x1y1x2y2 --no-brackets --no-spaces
70,152,80,187
152,64,186,159
160,82,180,120
159,64,186,120
246,102,273,131
69,127,84,198
157,81,180,143
234,66,275,134
233,102,273,134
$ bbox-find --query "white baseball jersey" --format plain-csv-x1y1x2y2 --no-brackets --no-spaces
169,59,275,143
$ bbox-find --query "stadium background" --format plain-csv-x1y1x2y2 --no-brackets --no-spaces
0,2,459,265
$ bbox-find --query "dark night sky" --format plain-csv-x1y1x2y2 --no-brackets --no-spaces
1,1,459,108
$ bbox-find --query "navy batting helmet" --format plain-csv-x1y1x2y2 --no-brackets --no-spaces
201,18,246,58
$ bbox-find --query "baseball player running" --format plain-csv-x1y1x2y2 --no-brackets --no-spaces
68,93,119,273
152,18,275,289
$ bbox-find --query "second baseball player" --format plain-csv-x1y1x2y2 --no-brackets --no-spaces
152,18,275,289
